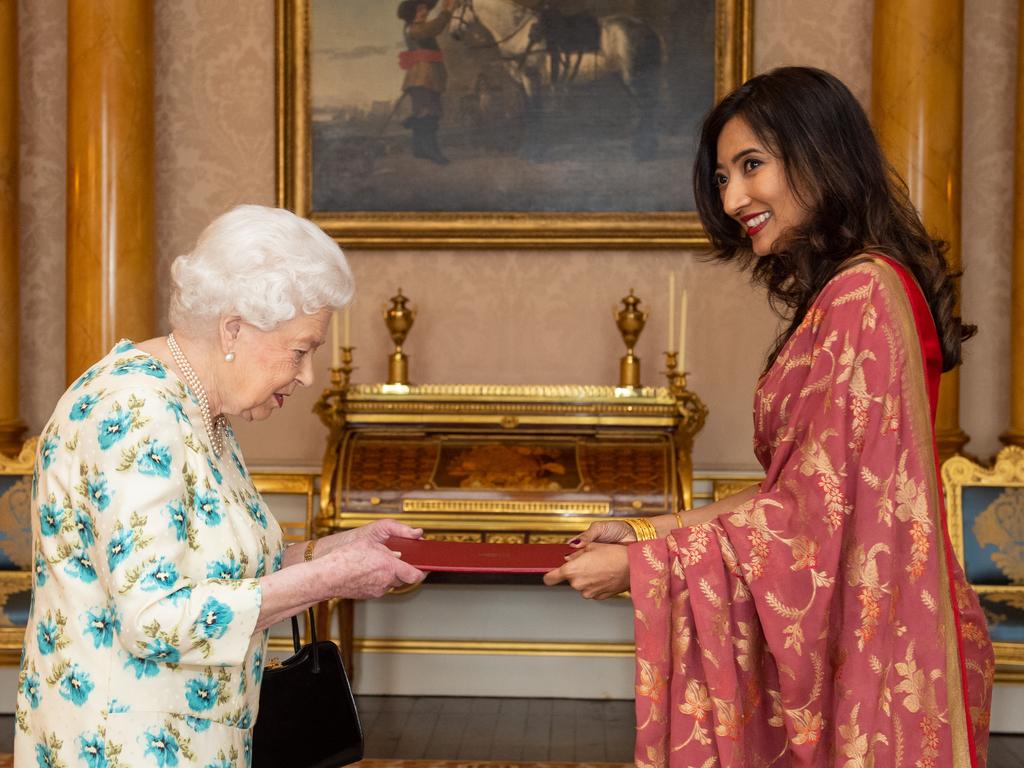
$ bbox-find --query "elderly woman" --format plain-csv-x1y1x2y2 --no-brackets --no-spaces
15,205,424,767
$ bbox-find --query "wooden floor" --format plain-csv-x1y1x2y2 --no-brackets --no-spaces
0,699,1022,766
360,696,635,762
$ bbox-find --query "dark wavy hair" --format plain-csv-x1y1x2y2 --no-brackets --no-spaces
693,66,975,372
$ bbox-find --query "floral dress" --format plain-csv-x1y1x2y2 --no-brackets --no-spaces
14,341,285,768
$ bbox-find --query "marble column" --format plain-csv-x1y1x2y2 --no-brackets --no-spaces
0,0,25,456
1002,0,1024,449
872,0,966,460
66,1,154,383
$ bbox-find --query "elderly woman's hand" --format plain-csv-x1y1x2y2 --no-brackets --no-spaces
542,543,630,599
319,538,425,600
312,519,423,560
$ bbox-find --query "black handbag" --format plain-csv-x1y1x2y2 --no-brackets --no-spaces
253,608,364,768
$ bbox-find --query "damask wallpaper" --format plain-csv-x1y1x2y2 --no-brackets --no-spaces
15,0,1017,471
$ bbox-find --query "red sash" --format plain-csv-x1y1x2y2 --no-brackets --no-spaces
399,49,444,70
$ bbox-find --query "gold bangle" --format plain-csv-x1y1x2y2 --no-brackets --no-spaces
622,517,658,542
672,509,684,529
304,540,316,562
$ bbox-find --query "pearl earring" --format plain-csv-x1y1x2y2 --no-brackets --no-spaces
224,352,235,362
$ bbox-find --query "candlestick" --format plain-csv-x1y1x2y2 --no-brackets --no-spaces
343,304,351,348
668,272,676,353
330,311,341,369
678,289,688,371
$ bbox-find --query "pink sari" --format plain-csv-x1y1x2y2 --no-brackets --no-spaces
630,257,994,767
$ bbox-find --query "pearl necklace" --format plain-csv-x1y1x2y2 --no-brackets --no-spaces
166,333,227,457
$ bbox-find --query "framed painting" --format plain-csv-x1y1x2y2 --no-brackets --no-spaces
276,0,753,248
942,446,1024,682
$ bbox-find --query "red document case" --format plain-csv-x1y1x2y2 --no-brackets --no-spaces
385,536,574,574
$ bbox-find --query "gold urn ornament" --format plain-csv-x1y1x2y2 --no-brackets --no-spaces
615,290,647,390
385,289,416,386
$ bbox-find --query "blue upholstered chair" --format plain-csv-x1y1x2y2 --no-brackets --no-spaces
942,445,1024,681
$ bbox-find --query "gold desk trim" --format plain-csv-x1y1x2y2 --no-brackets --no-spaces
268,637,633,658
401,500,611,516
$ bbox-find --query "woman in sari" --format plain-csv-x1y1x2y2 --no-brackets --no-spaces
544,67,994,767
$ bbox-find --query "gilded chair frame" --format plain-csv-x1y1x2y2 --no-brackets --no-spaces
251,471,319,653
942,445,1024,682
0,438,38,664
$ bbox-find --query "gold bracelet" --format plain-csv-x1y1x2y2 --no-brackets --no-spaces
622,517,658,542
304,539,316,562
672,509,684,529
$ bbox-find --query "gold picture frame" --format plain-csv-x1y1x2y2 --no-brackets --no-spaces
276,0,753,249
942,446,1024,682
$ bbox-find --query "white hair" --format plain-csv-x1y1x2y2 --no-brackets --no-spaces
168,205,355,332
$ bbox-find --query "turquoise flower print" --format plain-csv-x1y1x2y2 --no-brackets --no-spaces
78,732,108,768
109,699,130,713
207,556,242,581
40,437,58,469
20,670,41,708
137,440,172,478
163,585,193,606
74,507,96,547
39,500,62,537
70,393,101,421
82,605,120,649
252,650,264,684
35,742,60,768
71,365,102,390
140,558,180,591
166,501,188,541
184,716,211,733
255,553,266,578
143,727,180,767
195,597,234,639
142,637,181,664
235,708,253,729
194,489,222,526
58,663,94,706
86,472,111,511
245,500,267,529
112,358,167,379
243,732,253,768
206,457,223,485
272,549,284,573
204,758,232,768
64,547,98,583
31,465,38,499
185,674,220,712
114,340,134,353
124,653,160,679
37,618,58,655
34,553,47,587
165,397,188,424
231,451,247,478
97,409,131,449
106,527,134,571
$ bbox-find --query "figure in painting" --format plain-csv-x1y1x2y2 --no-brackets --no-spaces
397,0,457,165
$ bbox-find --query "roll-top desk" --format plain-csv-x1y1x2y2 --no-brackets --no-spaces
314,378,708,666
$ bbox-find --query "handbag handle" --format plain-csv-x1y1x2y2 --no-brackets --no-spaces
290,607,321,674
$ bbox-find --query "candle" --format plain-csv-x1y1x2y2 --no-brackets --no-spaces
668,272,676,353
678,289,688,371
343,304,351,348
331,311,341,368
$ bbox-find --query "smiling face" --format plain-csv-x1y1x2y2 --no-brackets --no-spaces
219,308,332,422
715,116,808,256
